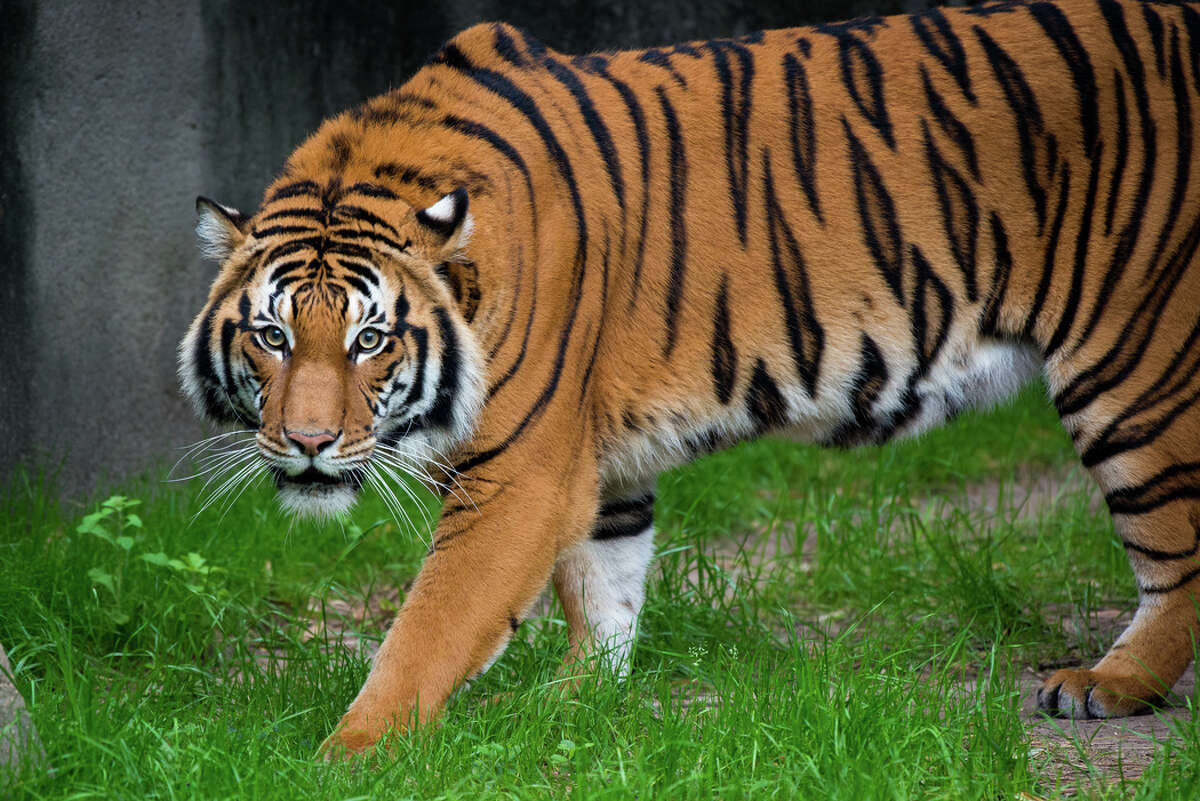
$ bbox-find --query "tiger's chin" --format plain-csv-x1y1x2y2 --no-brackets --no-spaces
275,472,361,520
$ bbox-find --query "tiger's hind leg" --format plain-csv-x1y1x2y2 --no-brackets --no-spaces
1040,347,1200,717
552,490,656,677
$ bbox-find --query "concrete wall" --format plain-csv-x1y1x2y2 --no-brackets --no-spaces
0,0,934,495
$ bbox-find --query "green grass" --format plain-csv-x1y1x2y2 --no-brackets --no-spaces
2,384,1198,799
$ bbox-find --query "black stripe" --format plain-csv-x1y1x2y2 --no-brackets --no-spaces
329,227,410,254
344,182,398,200
327,131,354,171
544,57,625,212
976,26,1053,233
437,44,591,474
590,68,652,308
262,238,322,265
260,208,326,224
828,333,889,446
1059,214,1200,418
1124,531,1199,562
334,204,401,237
711,274,737,404
658,85,688,358
441,114,539,236
219,319,240,417
1107,462,1200,515
1142,3,1166,76
192,296,237,422
267,258,308,284
578,231,611,408
1104,71,1130,236
401,324,429,409
1021,162,1071,343
1138,564,1200,595
832,31,893,148
338,260,381,286
745,359,789,433
763,148,824,398
784,52,824,224
910,8,975,103
979,213,1013,337
1030,1,1100,159
1141,25,1192,283
417,307,461,429
374,162,442,193
1075,0,1156,348
1045,143,1104,356
1080,311,1200,468
598,494,654,518
393,291,409,329
706,39,756,244
339,273,372,298
493,25,529,67
572,57,651,304
920,65,980,181
325,242,375,261
923,120,978,302
1184,5,1200,92
844,119,904,304
266,181,320,203
638,49,688,88
909,245,953,374
486,278,537,400
252,224,318,239
592,494,655,540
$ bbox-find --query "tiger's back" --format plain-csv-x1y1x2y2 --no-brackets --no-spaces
182,0,1200,754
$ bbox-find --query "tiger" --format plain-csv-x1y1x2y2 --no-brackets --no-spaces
180,0,1200,755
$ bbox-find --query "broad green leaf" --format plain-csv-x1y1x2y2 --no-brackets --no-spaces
87,568,115,594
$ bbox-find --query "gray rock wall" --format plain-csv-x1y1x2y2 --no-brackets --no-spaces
0,0,936,495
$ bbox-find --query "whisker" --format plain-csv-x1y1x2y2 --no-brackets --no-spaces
191,452,261,521
168,430,256,479
217,462,268,522
365,469,422,546
371,460,434,532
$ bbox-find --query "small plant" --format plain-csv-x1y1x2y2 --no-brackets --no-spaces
78,495,226,625
139,550,223,596
77,495,144,624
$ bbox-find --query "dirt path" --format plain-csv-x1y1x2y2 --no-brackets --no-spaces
1023,665,1195,794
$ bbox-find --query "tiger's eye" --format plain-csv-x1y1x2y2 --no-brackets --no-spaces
356,328,382,352
262,326,287,349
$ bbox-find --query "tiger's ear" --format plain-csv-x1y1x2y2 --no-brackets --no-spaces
195,196,250,262
414,187,473,257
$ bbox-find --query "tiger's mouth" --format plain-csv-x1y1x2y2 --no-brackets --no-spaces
270,465,365,518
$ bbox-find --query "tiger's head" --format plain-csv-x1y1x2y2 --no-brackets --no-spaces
179,181,486,518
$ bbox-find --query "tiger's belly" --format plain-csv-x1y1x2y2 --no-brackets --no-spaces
598,339,1042,497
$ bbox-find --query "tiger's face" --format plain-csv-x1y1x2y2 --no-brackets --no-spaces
179,184,485,518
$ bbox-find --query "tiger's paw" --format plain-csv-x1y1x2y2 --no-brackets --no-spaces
1036,667,1159,719
318,711,395,762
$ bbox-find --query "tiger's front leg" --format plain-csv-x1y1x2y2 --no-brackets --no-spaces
321,450,598,757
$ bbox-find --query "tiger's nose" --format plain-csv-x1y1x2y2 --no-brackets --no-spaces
285,429,337,456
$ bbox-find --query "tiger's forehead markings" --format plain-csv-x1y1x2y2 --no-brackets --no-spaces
250,177,403,313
